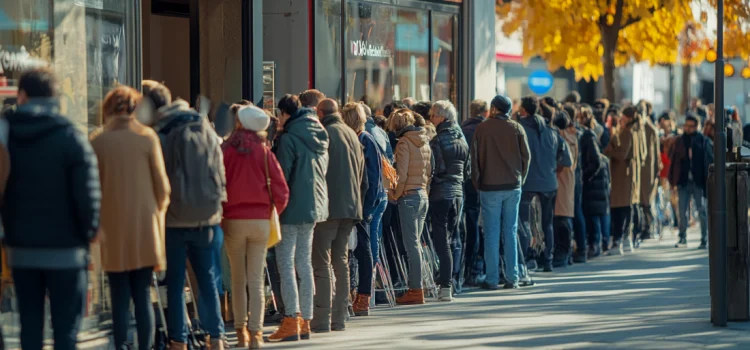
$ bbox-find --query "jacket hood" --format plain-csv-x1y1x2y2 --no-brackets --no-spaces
321,113,344,127
462,116,484,128
397,125,428,147
519,114,545,133
152,99,202,133
6,98,73,142
223,129,264,154
285,107,329,155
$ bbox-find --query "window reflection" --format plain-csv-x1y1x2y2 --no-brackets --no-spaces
432,12,456,103
316,0,343,100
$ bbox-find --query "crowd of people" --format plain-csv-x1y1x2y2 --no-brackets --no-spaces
0,68,733,350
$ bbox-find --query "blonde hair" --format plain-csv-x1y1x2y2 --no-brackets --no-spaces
387,108,416,132
341,102,367,133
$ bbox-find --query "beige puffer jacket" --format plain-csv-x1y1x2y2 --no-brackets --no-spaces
392,126,433,199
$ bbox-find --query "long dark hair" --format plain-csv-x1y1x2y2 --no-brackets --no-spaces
621,105,640,127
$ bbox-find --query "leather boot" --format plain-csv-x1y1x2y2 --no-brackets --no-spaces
396,289,425,305
352,294,371,316
168,341,187,350
267,316,300,342
235,327,250,347
298,314,311,340
249,330,264,349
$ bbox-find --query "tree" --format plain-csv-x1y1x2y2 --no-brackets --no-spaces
498,0,750,102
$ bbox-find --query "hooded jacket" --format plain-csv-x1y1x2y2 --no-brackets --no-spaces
321,113,365,221
274,108,330,225
392,126,433,199
518,114,572,193
152,100,226,228
365,117,393,162
222,130,290,220
1,99,101,269
430,120,470,201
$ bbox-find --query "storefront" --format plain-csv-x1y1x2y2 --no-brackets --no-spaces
312,0,460,113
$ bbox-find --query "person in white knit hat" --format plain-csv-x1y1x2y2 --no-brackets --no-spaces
223,104,290,348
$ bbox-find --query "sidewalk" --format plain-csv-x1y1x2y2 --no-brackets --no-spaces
252,227,750,349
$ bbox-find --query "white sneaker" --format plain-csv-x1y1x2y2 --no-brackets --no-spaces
438,286,453,302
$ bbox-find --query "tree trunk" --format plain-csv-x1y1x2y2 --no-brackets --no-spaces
680,64,691,116
601,30,618,103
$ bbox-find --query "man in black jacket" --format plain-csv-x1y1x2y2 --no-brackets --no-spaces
461,99,488,285
428,100,469,302
2,68,101,350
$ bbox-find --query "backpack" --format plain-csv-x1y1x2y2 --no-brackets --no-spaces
163,116,226,223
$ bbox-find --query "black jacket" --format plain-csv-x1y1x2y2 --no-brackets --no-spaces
430,120,470,201
669,132,713,192
461,116,484,206
580,129,609,216
1,99,101,269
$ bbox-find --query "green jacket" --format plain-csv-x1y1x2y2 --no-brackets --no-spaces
321,114,365,221
275,108,330,225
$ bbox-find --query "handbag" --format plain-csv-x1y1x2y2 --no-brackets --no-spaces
264,147,282,248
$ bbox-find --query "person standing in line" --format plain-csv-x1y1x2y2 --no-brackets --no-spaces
269,94,329,342
341,102,384,316
669,113,712,249
388,109,433,304
552,112,578,268
299,89,326,112
92,86,170,350
637,101,661,243
144,80,227,350
222,105,289,348
461,99,488,286
517,97,572,272
471,95,530,290
658,111,680,229
360,103,391,273
2,68,101,350
310,99,364,332
428,101,469,301
576,107,608,257
604,106,642,256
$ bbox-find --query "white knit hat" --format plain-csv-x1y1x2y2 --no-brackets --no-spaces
237,106,270,132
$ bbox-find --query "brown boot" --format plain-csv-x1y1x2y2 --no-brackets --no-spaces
396,289,425,305
236,327,250,347
353,294,371,316
267,316,300,342
249,330,264,349
169,341,187,350
298,314,311,340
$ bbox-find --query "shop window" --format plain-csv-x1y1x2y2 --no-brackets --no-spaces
315,0,343,100
432,12,456,104
345,2,428,112
1,0,139,344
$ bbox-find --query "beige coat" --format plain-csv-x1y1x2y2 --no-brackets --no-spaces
640,120,661,205
92,116,171,272
605,125,643,208
392,127,433,199
555,127,578,217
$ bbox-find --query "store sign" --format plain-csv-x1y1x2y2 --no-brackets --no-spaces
0,45,49,75
350,40,391,58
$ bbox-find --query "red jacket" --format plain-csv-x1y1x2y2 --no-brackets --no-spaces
222,131,289,220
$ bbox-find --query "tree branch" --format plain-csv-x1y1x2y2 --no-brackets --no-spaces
622,6,657,29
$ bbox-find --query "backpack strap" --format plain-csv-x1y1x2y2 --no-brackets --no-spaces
264,147,275,210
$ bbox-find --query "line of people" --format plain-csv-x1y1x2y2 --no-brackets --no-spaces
0,67,723,350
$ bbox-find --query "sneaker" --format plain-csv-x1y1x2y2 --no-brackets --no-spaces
607,244,623,256
573,254,586,264
438,286,453,302
352,294,371,316
675,238,687,248
503,282,519,289
526,260,538,271
396,289,425,305
698,243,707,250
479,282,499,290
520,277,535,287
267,316,300,342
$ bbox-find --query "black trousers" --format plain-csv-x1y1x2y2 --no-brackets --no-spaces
354,219,374,294
430,197,462,288
553,216,573,265
108,267,155,350
611,206,633,245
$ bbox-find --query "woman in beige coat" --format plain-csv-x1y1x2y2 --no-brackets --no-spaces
604,106,643,255
92,86,171,350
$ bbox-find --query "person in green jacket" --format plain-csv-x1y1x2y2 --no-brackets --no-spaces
269,94,329,342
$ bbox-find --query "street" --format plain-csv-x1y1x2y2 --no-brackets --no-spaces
243,228,750,350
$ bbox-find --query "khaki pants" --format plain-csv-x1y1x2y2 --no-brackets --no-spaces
223,219,270,331
311,219,354,330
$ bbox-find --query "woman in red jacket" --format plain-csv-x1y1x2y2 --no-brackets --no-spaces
223,105,289,348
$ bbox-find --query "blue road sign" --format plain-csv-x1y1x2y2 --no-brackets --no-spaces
528,70,554,95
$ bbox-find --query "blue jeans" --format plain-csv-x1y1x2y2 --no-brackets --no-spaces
397,190,429,289
197,225,224,323
586,215,611,251
166,226,225,342
678,181,708,245
370,196,388,265
480,188,522,285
